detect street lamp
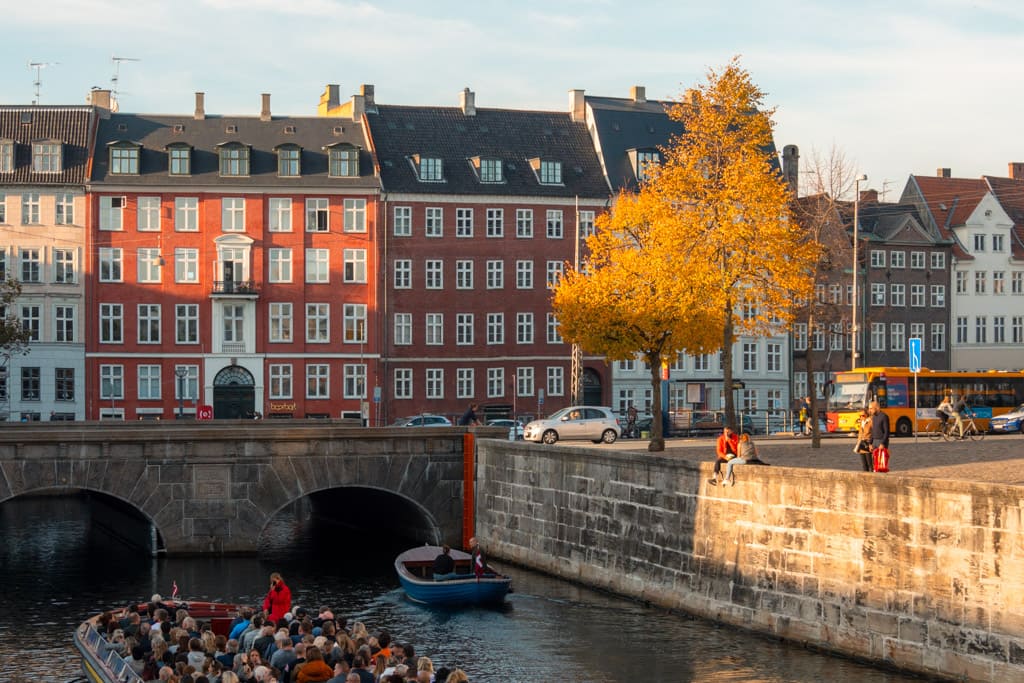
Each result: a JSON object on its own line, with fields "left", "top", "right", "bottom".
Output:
{"left": 851, "top": 174, "right": 867, "bottom": 370}
{"left": 174, "top": 366, "right": 189, "bottom": 419}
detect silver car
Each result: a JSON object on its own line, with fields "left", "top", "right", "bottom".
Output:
{"left": 523, "top": 406, "right": 621, "bottom": 444}
{"left": 392, "top": 414, "right": 453, "bottom": 427}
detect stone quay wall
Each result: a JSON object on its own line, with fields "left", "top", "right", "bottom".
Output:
{"left": 475, "top": 440, "right": 1024, "bottom": 682}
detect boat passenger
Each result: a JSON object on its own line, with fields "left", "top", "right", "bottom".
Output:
{"left": 296, "top": 645, "right": 334, "bottom": 683}
{"left": 263, "top": 572, "right": 292, "bottom": 623}
{"left": 432, "top": 545, "right": 457, "bottom": 581}
{"left": 187, "top": 637, "right": 206, "bottom": 670}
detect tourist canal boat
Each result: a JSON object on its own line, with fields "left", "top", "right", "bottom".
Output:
{"left": 73, "top": 599, "right": 242, "bottom": 683}
{"left": 394, "top": 545, "right": 512, "bottom": 605}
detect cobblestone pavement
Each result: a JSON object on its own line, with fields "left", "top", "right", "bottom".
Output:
{"left": 607, "top": 432, "right": 1024, "bottom": 485}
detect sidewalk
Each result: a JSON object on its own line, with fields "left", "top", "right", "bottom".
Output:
{"left": 613, "top": 433, "right": 1024, "bottom": 485}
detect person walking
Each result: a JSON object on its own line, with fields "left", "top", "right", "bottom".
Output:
{"left": 854, "top": 408, "right": 873, "bottom": 472}
{"left": 458, "top": 403, "right": 481, "bottom": 426}
{"left": 868, "top": 401, "right": 890, "bottom": 472}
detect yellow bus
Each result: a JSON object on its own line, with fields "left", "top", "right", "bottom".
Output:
{"left": 827, "top": 367, "right": 1024, "bottom": 437}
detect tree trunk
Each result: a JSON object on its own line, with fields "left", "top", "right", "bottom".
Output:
{"left": 722, "top": 304, "right": 736, "bottom": 431}
{"left": 804, "top": 314, "right": 821, "bottom": 448}
{"left": 648, "top": 360, "right": 665, "bottom": 452}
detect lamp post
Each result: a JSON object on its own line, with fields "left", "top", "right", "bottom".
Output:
{"left": 851, "top": 174, "right": 867, "bottom": 370}
{"left": 174, "top": 366, "right": 188, "bottom": 419}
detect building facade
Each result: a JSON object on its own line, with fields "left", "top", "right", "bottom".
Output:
{"left": 0, "top": 105, "right": 94, "bottom": 421}
{"left": 354, "top": 85, "right": 611, "bottom": 424}
{"left": 86, "top": 92, "right": 381, "bottom": 420}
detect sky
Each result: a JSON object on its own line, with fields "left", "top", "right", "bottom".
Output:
{"left": 3, "top": 0, "right": 1023, "bottom": 200}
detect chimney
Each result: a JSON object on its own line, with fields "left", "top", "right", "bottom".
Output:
{"left": 782, "top": 144, "right": 799, "bottom": 196}
{"left": 194, "top": 92, "right": 206, "bottom": 120}
{"left": 630, "top": 85, "right": 646, "bottom": 104}
{"left": 684, "top": 89, "right": 699, "bottom": 105}
{"left": 260, "top": 93, "right": 271, "bottom": 122}
{"left": 351, "top": 93, "right": 365, "bottom": 122}
{"left": 320, "top": 84, "right": 341, "bottom": 111}
{"left": 860, "top": 189, "right": 879, "bottom": 203}
{"left": 569, "top": 89, "right": 585, "bottom": 122}
{"left": 360, "top": 84, "right": 376, "bottom": 112}
{"left": 1009, "top": 162, "right": 1024, "bottom": 180}
{"left": 460, "top": 87, "right": 476, "bottom": 116}
{"left": 937, "top": 167, "right": 951, "bottom": 178}
{"left": 88, "top": 88, "right": 112, "bottom": 110}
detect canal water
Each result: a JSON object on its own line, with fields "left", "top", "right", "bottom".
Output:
{"left": 0, "top": 495, "right": 925, "bottom": 682}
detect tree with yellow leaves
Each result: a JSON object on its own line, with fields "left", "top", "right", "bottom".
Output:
{"left": 554, "top": 189, "right": 723, "bottom": 450}
{"left": 553, "top": 58, "right": 817, "bottom": 449}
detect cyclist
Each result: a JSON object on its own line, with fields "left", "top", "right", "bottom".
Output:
{"left": 952, "top": 395, "right": 967, "bottom": 439}
{"left": 936, "top": 395, "right": 955, "bottom": 435}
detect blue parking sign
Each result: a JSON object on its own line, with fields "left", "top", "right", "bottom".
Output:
{"left": 909, "top": 337, "right": 922, "bottom": 373}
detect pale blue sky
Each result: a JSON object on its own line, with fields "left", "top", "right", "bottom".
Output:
{"left": 4, "top": 0, "right": 1022, "bottom": 197}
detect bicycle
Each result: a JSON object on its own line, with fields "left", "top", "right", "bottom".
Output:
{"left": 927, "top": 412, "right": 985, "bottom": 442}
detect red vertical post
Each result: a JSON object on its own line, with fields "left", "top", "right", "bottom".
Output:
{"left": 462, "top": 432, "right": 475, "bottom": 548}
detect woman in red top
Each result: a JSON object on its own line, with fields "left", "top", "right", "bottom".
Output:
{"left": 708, "top": 426, "right": 739, "bottom": 486}
{"left": 262, "top": 572, "right": 292, "bottom": 623}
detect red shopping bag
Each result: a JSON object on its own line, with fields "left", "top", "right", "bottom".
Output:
{"left": 872, "top": 446, "right": 890, "bottom": 473}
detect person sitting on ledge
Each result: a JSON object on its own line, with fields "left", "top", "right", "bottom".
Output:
{"left": 432, "top": 545, "right": 457, "bottom": 581}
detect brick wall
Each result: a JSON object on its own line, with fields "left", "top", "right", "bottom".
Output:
{"left": 475, "top": 441, "right": 1024, "bottom": 682}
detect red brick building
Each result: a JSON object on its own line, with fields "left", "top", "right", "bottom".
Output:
{"left": 352, "top": 86, "right": 612, "bottom": 423}
{"left": 85, "top": 93, "right": 381, "bottom": 420}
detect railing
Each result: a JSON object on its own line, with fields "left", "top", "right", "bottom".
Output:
{"left": 221, "top": 341, "right": 247, "bottom": 353}
{"left": 74, "top": 622, "right": 144, "bottom": 683}
{"left": 211, "top": 280, "right": 259, "bottom": 295}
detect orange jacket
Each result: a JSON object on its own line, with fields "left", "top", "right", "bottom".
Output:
{"left": 716, "top": 432, "right": 739, "bottom": 459}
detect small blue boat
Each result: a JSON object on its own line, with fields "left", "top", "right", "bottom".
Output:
{"left": 395, "top": 545, "right": 512, "bottom": 605}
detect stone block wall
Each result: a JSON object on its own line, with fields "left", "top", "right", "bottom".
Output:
{"left": 475, "top": 441, "right": 1024, "bottom": 682}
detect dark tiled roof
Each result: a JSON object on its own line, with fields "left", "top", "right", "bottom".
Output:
{"left": 0, "top": 106, "right": 95, "bottom": 185}
{"left": 982, "top": 176, "right": 1024, "bottom": 259}
{"left": 586, "top": 95, "right": 782, "bottom": 194}
{"left": 90, "top": 113, "right": 379, "bottom": 190}
{"left": 585, "top": 96, "right": 684, "bottom": 193}
{"left": 856, "top": 202, "right": 936, "bottom": 242}
{"left": 366, "top": 105, "right": 608, "bottom": 198}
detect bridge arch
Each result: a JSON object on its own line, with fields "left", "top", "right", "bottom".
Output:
{"left": 0, "top": 422, "right": 470, "bottom": 555}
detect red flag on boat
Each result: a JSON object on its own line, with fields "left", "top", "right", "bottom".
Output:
{"left": 474, "top": 554, "right": 484, "bottom": 578}
{"left": 172, "top": 581, "right": 179, "bottom": 598}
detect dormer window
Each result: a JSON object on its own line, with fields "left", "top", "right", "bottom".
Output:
{"left": 471, "top": 157, "right": 503, "bottom": 183}
{"left": 326, "top": 144, "right": 358, "bottom": 177}
{"left": 109, "top": 142, "right": 140, "bottom": 175}
{"left": 167, "top": 144, "right": 192, "bottom": 176}
{"left": 630, "top": 149, "right": 661, "bottom": 182}
{"left": 218, "top": 142, "right": 250, "bottom": 177}
{"left": 411, "top": 155, "right": 443, "bottom": 182}
{"left": 0, "top": 140, "right": 13, "bottom": 172}
{"left": 530, "top": 158, "right": 562, "bottom": 185}
{"left": 276, "top": 145, "right": 301, "bottom": 177}
{"left": 32, "top": 140, "right": 62, "bottom": 173}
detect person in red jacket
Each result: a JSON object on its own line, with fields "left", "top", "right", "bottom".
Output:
{"left": 708, "top": 426, "right": 739, "bottom": 486}
{"left": 263, "top": 572, "right": 292, "bottom": 623}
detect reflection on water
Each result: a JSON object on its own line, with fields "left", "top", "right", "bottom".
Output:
{"left": 0, "top": 495, "right": 924, "bottom": 682}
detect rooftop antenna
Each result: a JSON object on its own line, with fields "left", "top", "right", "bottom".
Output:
{"left": 28, "top": 61, "right": 59, "bottom": 104}
{"left": 111, "top": 56, "right": 140, "bottom": 103}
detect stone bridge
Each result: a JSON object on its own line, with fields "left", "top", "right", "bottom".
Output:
{"left": 0, "top": 421, "right": 492, "bottom": 555}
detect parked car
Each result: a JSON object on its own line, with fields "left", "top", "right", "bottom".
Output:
{"left": 523, "top": 406, "right": 621, "bottom": 445}
{"left": 392, "top": 414, "right": 453, "bottom": 427}
{"left": 989, "top": 404, "right": 1024, "bottom": 433}
{"left": 486, "top": 418, "right": 525, "bottom": 440}
{"left": 681, "top": 411, "right": 755, "bottom": 437}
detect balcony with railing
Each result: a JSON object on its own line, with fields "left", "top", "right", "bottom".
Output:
{"left": 211, "top": 280, "right": 260, "bottom": 298}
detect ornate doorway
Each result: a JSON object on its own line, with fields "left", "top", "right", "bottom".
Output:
{"left": 213, "top": 365, "right": 255, "bottom": 419}
{"left": 582, "top": 367, "right": 603, "bottom": 406}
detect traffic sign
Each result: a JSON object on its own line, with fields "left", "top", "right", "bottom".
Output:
{"left": 908, "top": 337, "right": 922, "bottom": 373}
{"left": 197, "top": 405, "right": 213, "bottom": 420}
